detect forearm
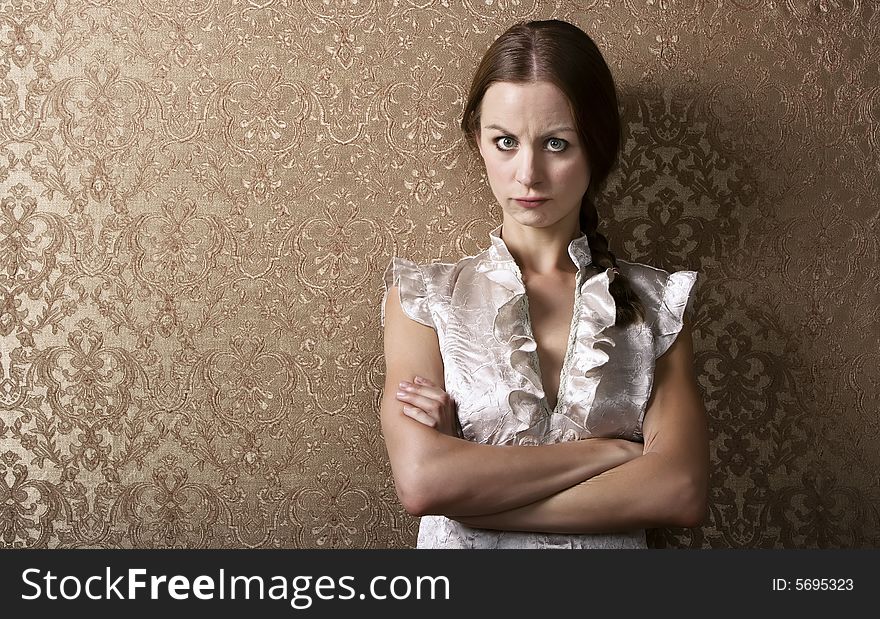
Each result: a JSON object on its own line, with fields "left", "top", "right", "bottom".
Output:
{"left": 389, "top": 424, "right": 638, "bottom": 517}
{"left": 450, "top": 451, "right": 707, "bottom": 533}
{"left": 449, "top": 321, "right": 712, "bottom": 534}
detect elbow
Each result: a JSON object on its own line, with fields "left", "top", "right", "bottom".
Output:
{"left": 393, "top": 463, "right": 447, "bottom": 517}
{"left": 396, "top": 484, "right": 433, "bottom": 517}
{"left": 670, "top": 474, "right": 709, "bottom": 528}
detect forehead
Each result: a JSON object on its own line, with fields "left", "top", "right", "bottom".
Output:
{"left": 479, "top": 81, "right": 574, "bottom": 130}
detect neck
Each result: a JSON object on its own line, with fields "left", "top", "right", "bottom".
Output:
{"left": 500, "top": 214, "right": 582, "bottom": 276}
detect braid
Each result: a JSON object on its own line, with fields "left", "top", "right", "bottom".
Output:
{"left": 580, "top": 195, "right": 645, "bottom": 327}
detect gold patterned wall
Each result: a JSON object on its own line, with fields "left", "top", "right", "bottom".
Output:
{"left": 1, "top": 0, "right": 877, "bottom": 549}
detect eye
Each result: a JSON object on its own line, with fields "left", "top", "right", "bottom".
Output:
{"left": 493, "top": 136, "right": 517, "bottom": 151}
{"left": 546, "top": 138, "right": 568, "bottom": 152}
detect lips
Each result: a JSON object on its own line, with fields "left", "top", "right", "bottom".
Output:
{"left": 514, "top": 198, "right": 549, "bottom": 208}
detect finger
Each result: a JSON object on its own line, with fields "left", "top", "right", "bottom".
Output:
{"left": 399, "top": 381, "right": 447, "bottom": 403}
{"left": 401, "top": 404, "right": 438, "bottom": 428}
{"left": 413, "top": 375, "right": 436, "bottom": 387}
{"left": 396, "top": 389, "right": 443, "bottom": 413}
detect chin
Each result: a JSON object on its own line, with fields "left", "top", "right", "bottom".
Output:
{"left": 506, "top": 211, "right": 565, "bottom": 229}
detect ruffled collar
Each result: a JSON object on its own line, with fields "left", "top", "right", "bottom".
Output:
{"left": 486, "top": 224, "right": 593, "bottom": 272}
{"left": 462, "top": 224, "right": 618, "bottom": 443}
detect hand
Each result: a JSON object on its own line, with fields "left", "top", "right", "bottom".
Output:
{"left": 603, "top": 437, "right": 645, "bottom": 464}
{"left": 396, "top": 376, "right": 461, "bottom": 437}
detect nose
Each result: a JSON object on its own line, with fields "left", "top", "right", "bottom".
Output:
{"left": 514, "top": 147, "right": 542, "bottom": 187}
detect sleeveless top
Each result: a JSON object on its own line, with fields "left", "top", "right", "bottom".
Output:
{"left": 381, "top": 225, "right": 699, "bottom": 549}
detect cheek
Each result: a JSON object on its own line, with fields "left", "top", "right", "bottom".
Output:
{"left": 555, "top": 158, "right": 591, "bottom": 189}
{"left": 481, "top": 153, "right": 510, "bottom": 188}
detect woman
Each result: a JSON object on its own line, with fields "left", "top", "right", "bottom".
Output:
{"left": 380, "top": 19, "right": 709, "bottom": 549}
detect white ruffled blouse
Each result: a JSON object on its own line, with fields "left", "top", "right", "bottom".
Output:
{"left": 382, "top": 225, "right": 698, "bottom": 549}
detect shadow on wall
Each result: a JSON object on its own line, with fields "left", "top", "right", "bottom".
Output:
{"left": 605, "top": 83, "right": 854, "bottom": 548}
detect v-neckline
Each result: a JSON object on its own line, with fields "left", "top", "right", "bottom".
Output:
{"left": 520, "top": 268, "right": 584, "bottom": 415}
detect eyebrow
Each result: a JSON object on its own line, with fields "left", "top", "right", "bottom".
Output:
{"left": 483, "top": 123, "right": 576, "bottom": 137}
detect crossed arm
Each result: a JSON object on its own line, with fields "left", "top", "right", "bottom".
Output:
{"left": 380, "top": 285, "right": 709, "bottom": 533}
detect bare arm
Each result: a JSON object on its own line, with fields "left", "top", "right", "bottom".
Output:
{"left": 451, "top": 317, "right": 710, "bottom": 532}
{"left": 381, "top": 285, "right": 641, "bottom": 517}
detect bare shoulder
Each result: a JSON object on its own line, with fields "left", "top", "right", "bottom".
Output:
{"left": 383, "top": 285, "right": 443, "bottom": 366}
{"left": 642, "top": 315, "right": 708, "bottom": 453}
{"left": 655, "top": 314, "right": 698, "bottom": 377}
{"left": 381, "top": 286, "right": 445, "bottom": 415}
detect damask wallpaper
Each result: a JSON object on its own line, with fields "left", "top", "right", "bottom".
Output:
{"left": 0, "top": 0, "right": 877, "bottom": 549}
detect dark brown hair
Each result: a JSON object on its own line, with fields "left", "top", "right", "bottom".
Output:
{"left": 461, "top": 19, "right": 644, "bottom": 327}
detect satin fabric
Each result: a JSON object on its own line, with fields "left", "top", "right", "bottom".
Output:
{"left": 382, "top": 225, "right": 698, "bottom": 549}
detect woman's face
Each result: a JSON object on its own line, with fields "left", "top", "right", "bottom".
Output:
{"left": 476, "top": 80, "right": 591, "bottom": 232}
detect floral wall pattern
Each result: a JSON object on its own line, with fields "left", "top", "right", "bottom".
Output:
{"left": 0, "top": 0, "right": 877, "bottom": 548}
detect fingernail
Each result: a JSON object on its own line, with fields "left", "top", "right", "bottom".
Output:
{"left": 413, "top": 376, "right": 424, "bottom": 384}
{"left": 396, "top": 391, "right": 407, "bottom": 398}
{"left": 399, "top": 381, "right": 411, "bottom": 388}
